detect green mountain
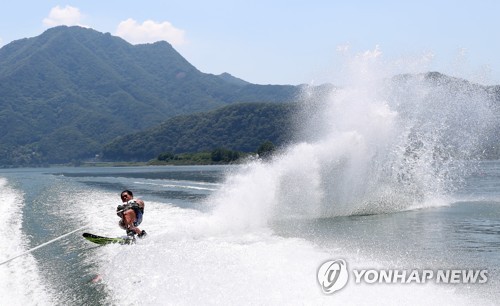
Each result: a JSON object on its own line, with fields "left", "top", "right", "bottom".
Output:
{"left": 2, "top": 26, "right": 497, "bottom": 166}
{"left": 102, "top": 102, "right": 299, "bottom": 161}
{"left": 104, "top": 72, "right": 500, "bottom": 162}
{"left": 0, "top": 26, "right": 303, "bottom": 166}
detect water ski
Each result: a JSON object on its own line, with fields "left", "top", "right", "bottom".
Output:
{"left": 82, "top": 232, "right": 135, "bottom": 245}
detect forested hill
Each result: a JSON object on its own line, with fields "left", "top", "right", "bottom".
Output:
{"left": 102, "top": 102, "right": 299, "bottom": 161}
{"left": 0, "top": 26, "right": 303, "bottom": 166}
{"left": 104, "top": 72, "right": 500, "bottom": 162}
{"left": 2, "top": 26, "right": 498, "bottom": 166}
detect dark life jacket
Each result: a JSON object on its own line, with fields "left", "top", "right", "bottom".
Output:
{"left": 117, "top": 201, "right": 144, "bottom": 225}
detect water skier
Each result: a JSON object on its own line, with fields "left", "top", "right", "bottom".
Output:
{"left": 117, "top": 190, "right": 147, "bottom": 238}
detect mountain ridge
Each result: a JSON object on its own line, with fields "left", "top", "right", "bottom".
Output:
{"left": 0, "top": 26, "right": 303, "bottom": 165}
{"left": 1, "top": 26, "right": 498, "bottom": 166}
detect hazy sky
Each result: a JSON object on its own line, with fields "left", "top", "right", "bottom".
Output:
{"left": 1, "top": 0, "right": 498, "bottom": 85}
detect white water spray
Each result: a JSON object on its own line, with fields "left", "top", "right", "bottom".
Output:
{"left": 0, "top": 178, "right": 55, "bottom": 304}
{"left": 207, "top": 47, "right": 496, "bottom": 231}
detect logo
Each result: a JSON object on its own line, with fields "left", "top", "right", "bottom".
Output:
{"left": 317, "top": 259, "right": 488, "bottom": 294}
{"left": 317, "top": 259, "right": 349, "bottom": 294}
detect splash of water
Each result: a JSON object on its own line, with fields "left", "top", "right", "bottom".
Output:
{"left": 0, "top": 178, "right": 55, "bottom": 304}
{"left": 208, "top": 48, "right": 496, "bottom": 231}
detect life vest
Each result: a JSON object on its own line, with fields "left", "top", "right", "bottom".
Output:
{"left": 116, "top": 200, "right": 144, "bottom": 225}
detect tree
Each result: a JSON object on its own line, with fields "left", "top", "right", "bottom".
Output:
{"left": 211, "top": 147, "right": 240, "bottom": 162}
{"left": 158, "top": 152, "right": 175, "bottom": 161}
{"left": 257, "top": 141, "right": 275, "bottom": 159}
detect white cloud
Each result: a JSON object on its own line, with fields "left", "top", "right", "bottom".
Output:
{"left": 43, "top": 5, "right": 85, "bottom": 27}
{"left": 115, "top": 18, "right": 187, "bottom": 46}
{"left": 336, "top": 43, "right": 350, "bottom": 54}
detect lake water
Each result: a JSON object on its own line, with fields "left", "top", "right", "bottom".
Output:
{"left": 1, "top": 161, "right": 499, "bottom": 305}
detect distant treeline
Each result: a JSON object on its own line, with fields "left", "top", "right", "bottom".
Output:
{"left": 150, "top": 141, "right": 276, "bottom": 165}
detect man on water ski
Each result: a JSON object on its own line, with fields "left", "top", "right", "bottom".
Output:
{"left": 117, "top": 190, "right": 147, "bottom": 238}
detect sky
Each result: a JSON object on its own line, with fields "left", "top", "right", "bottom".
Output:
{"left": 0, "top": 0, "right": 499, "bottom": 85}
